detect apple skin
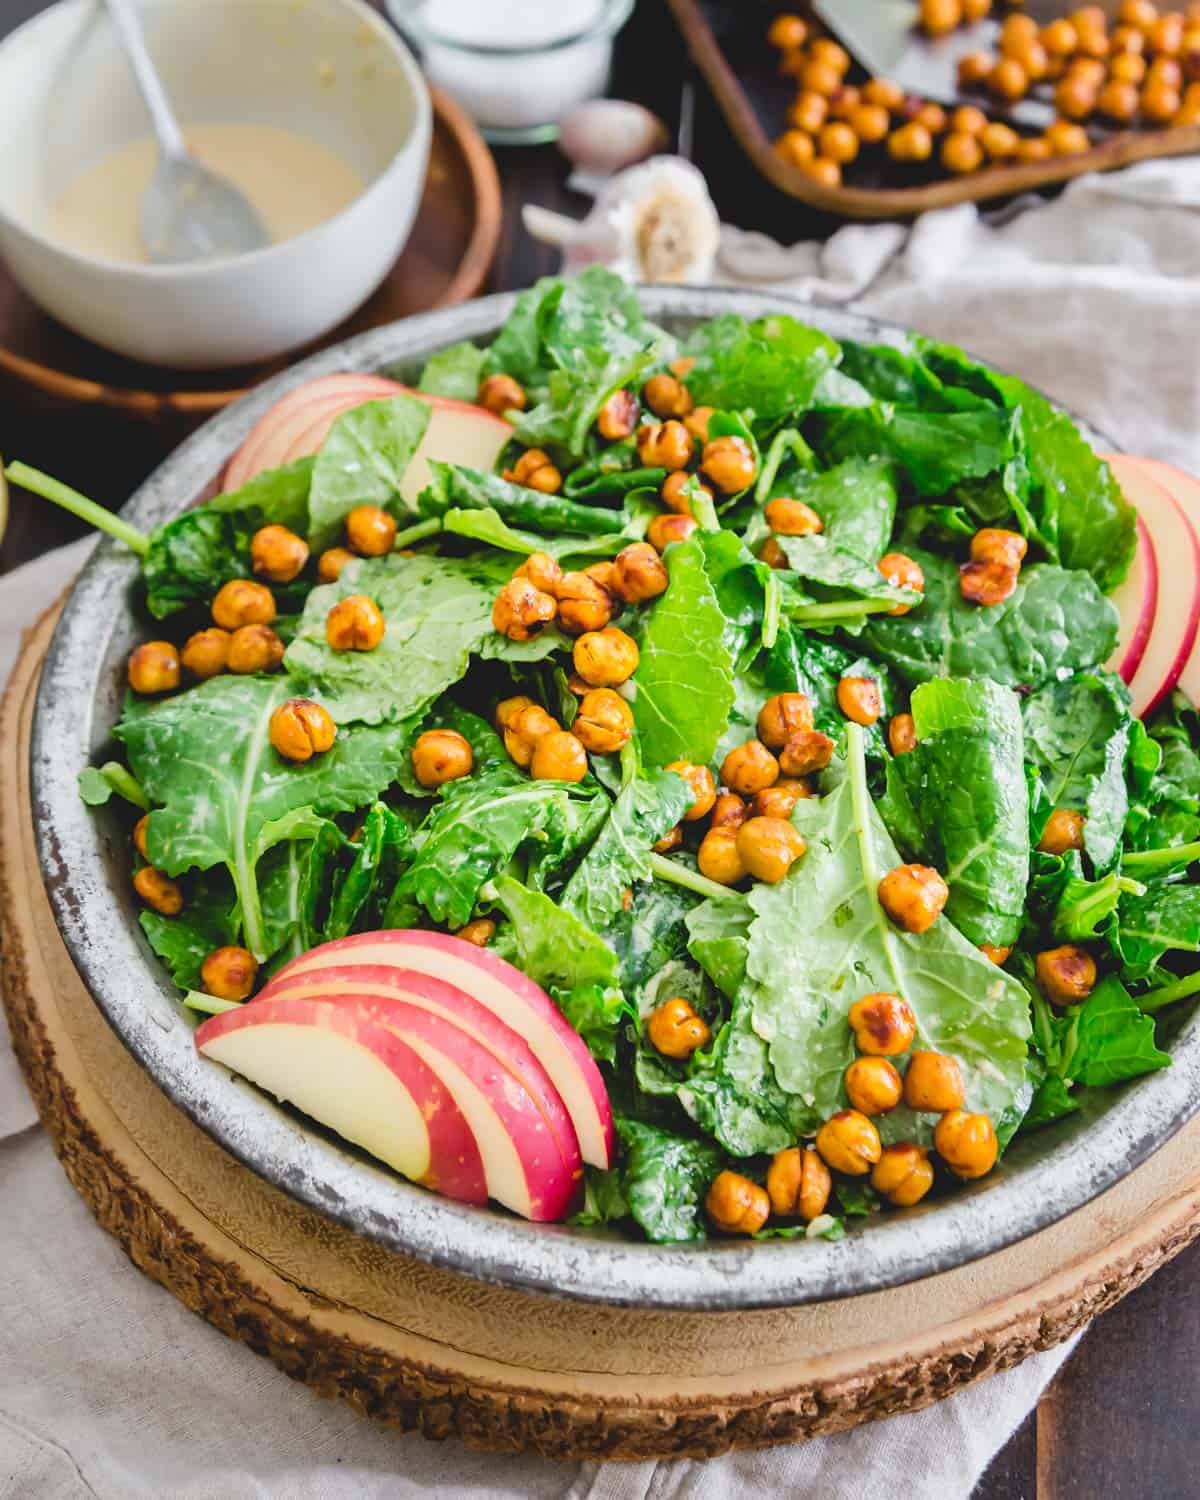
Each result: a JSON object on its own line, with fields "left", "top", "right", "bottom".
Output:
{"left": 195, "top": 996, "right": 486, "bottom": 1204}
{"left": 261, "top": 962, "right": 582, "bottom": 1182}
{"left": 271, "top": 931, "right": 615, "bottom": 1170}
{"left": 1134, "top": 457, "right": 1200, "bottom": 710}
{"left": 1106, "top": 512, "right": 1158, "bottom": 686}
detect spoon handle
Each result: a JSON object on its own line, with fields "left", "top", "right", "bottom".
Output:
{"left": 104, "top": 0, "right": 187, "bottom": 159}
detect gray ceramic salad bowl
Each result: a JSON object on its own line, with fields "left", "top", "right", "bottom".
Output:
{"left": 30, "top": 286, "right": 1200, "bottom": 1310}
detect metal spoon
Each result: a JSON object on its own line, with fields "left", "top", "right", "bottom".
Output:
{"left": 105, "top": 0, "right": 269, "bottom": 263}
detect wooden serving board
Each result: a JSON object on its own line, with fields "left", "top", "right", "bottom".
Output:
{"left": 5, "top": 608, "right": 1200, "bottom": 1459}
{"left": 667, "top": 0, "right": 1200, "bottom": 220}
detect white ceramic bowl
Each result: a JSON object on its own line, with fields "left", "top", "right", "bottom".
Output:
{"left": 0, "top": 0, "right": 431, "bottom": 369}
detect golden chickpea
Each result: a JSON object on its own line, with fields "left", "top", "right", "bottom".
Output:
{"left": 345, "top": 505, "right": 397, "bottom": 558}
{"left": 1149, "top": 55, "right": 1184, "bottom": 89}
{"left": 477, "top": 372, "right": 526, "bottom": 415}
{"left": 200, "top": 945, "right": 259, "bottom": 1002}
{"left": 903, "top": 1051, "right": 965, "bottom": 1113}
{"left": 1042, "top": 17, "right": 1080, "bottom": 55}
{"left": 647, "top": 512, "right": 699, "bottom": 552}
{"left": 979, "top": 942, "right": 1013, "bottom": 965}
{"left": 269, "top": 698, "right": 337, "bottom": 763}
{"left": 492, "top": 577, "right": 557, "bottom": 642}
{"left": 227, "top": 624, "right": 285, "bottom": 674}
{"left": 573, "top": 688, "right": 634, "bottom": 754}
{"left": 1119, "top": 0, "right": 1158, "bottom": 27}
{"left": 323, "top": 594, "right": 384, "bottom": 653}
{"left": 1151, "top": 12, "right": 1185, "bottom": 54}
{"left": 595, "top": 389, "right": 640, "bottom": 442}
{"left": 736, "top": 816, "right": 806, "bottom": 883}
{"left": 505, "top": 448, "right": 563, "bottom": 494}
{"left": 980, "top": 121, "right": 1021, "bottom": 158}
{"left": 887, "top": 121, "right": 934, "bottom": 161}
{"left": 845, "top": 1056, "right": 903, "bottom": 1115}
{"left": 642, "top": 373, "right": 694, "bottom": 420}
{"left": 531, "top": 729, "right": 588, "bottom": 783}
{"left": 412, "top": 728, "right": 473, "bottom": 789}
{"left": 584, "top": 560, "right": 620, "bottom": 600}
{"left": 573, "top": 626, "right": 639, "bottom": 688}
{"left": 767, "top": 12, "right": 807, "bottom": 50}
{"left": 1099, "top": 77, "right": 1141, "bottom": 118}
{"left": 1112, "top": 22, "right": 1147, "bottom": 54}
{"left": 1017, "top": 136, "right": 1053, "bottom": 162}
{"left": 612, "top": 541, "right": 669, "bottom": 603}
{"left": 819, "top": 120, "right": 860, "bottom": 164}
{"left": 134, "top": 865, "right": 183, "bottom": 916}
{"left": 556, "top": 572, "right": 614, "bottom": 636}
{"left": 514, "top": 551, "right": 563, "bottom": 596}
{"left": 752, "top": 778, "right": 811, "bottom": 819}
{"left": 127, "top": 640, "right": 180, "bottom": 694}
{"left": 758, "top": 537, "right": 790, "bottom": 571}
{"left": 1038, "top": 807, "right": 1087, "bottom": 855}
{"left": 1036, "top": 944, "right": 1098, "bottom": 1006}
{"left": 653, "top": 825, "right": 683, "bottom": 854}
{"left": 647, "top": 996, "right": 711, "bottom": 1059}
{"left": 788, "top": 90, "right": 829, "bottom": 134}
{"left": 1012, "top": 38, "right": 1050, "bottom": 81}
{"left": 951, "top": 104, "right": 989, "bottom": 136}
{"left": 1045, "top": 119, "right": 1092, "bottom": 154}
{"left": 872, "top": 1144, "right": 935, "bottom": 1207}
{"left": 765, "top": 496, "right": 822, "bottom": 535}
{"left": 811, "top": 37, "right": 851, "bottom": 75}
{"left": 816, "top": 1109, "right": 883, "bottom": 1176}
{"left": 697, "top": 826, "right": 747, "bottom": 885}
{"left": 1142, "top": 77, "right": 1182, "bottom": 118}
{"left": 804, "top": 156, "right": 844, "bottom": 188}
{"left": 504, "top": 704, "right": 558, "bottom": 769}
{"left": 457, "top": 918, "right": 496, "bottom": 947}
{"left": 1111, "top": 50, "right": 1147, "bottom": 83}
{"left": 133, "top": 813, "right": 150, "bottom": 862}
{"left": 801, "top": 58, "right": 843, "bottom": 96}
{"left": 958, "top": 51, "right": 994, "bottom": 87}
{"left": 710, "top": 791, "right": 748, "bottom": 830}
{"left": 757, "top": 692, "right": 814, "bottom": 748}
{"left": 914, "top": 100, "right": 949, "bottom": 134}
{"left": 964, "top": 0, "right": 991, "bottom": 19}
{"left": 212, "top": 578, "right": 275, "bottom": 630}
{"left": 250, "top": 523, "right": 309, "bottom": 583}
{"left": 971, "top": 527, "right": 1028, "bottom": 567}
{"left": 180, "top": 627, "right": 231, "bottom": 680}
{"left": 766, "top": 1145, "right": 831, "bottom": 1222}
{"left": 684, "top": 405, "right": 715, "bottom": 443}
{"left": 836, "top": 675, "right": 882, "bottom": 726}
{"left": 879, "top": 864, "right": 949, "bottom": 934}
{"left": 990, "top": 57, "right": 1030, "bottom": 100}
{"left": 317, "top": 546, "right": 356, "bottom": 584}
{"left": 700, "top": 435, "right": 757, "bottom": 494}
{"left": 1175, "top": 94, "right": 1200, "bottom": 122}
{"left": 776, "top": 128, "right": 816, "bottom": 168}
{"left": 959, "top": 560, "right": 1019, "bottom": 606}
{"left": 779, "top": 729, "right": 836, "bottom": 778}
{"left": 1075, "top": 25, "right": 1111, "bottom": 60}
{"left": 920, "top": 0, "right": 963, "bottom": 37}
{"left": 864, "top": 76, "right": 906, "bottom": 111}
{"left": 850, "top": 102, "right": 892, "bottom": 143}
{"left": 495, "top": 694, "right": 535, "bottom": 731}
{"left": 720, "top": 739, "right": 780, "bottom": 797}
{"left": 848, "top": 992, "right": 918, "bottom": 1057}
{"left": 668, "top": 760, "right": 717, "bottom": 822}
{"left": 935, "top": 1109, "right": 999, "bottom": 1179}
{"left": 636, "top": 419, "right": 692, "bottom": 472}
{"left": 661, "top": 470, "right": 710, "bottom": 516}
{"left": 706, "top": 1171, "right": 770, "bottom": 1235}
{"left": 888, "top": 712, "right": 917, "bottom": 756}
{"left": 1070, "top": 55, "right": 1108, "bottom": 87}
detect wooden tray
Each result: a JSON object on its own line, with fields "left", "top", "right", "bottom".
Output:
{"left": 668, "top": 0, "right": 1200, "bottom": 220}
{"left": 5, "top": 607, "right": 1200, "bottom": 1457}
{"left": 0, "top": 87, "right": 501, "bottom": 421}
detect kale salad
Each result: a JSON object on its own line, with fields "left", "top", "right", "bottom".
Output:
{"left": 18, "top": 270, "right": 1200, "bottom": 1245}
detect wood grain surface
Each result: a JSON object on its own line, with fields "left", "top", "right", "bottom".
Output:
{"left": 1, "top": 0, "right": 1199, "bottom": 1491}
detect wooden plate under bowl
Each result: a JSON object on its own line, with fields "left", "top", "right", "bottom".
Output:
{"left": 0, "top": 87, "right": 501, "bottom": 420}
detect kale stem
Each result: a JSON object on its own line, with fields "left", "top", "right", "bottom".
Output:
{"left": 1137, "top": 969, "right": 1200, "bottom": 1014}
{"left": 647, "top": 853, "right": 740, "bottom": 902}
{"left": 788, "top": 598, "right": 894, "bottom": 624}
{"left": 391, "top": 516, "right": 442, "bottom": 549}
{"left": 1117, "top": 876, "right": 1146, "bottom": 897}
{"left": 762, "top": 569, "right": 781, "bottom": 650}
{"left": 1123, "top": 841, "right": 1200, "bottom": 873}
{"left": 183, "top": 990, "right": 244, "bottom": 1016}
{"left": 100, "top": 762, "right": 149, "bottom": 811}
{"left": 5, "top": 461, "right": 149, "bottom": 556}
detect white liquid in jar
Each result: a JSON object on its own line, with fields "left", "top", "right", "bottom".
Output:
{"left": 47, "top": 122, "right": 367, "bottom": 265}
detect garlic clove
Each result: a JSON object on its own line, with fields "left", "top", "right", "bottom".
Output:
{"left": 558, "top": 99, "right": 670, "bottom": 176}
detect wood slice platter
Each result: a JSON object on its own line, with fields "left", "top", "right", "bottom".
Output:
{"left": 5, "top": 608, "right": 1200, "bottom": 1459}
{"left": 0, "top": 86, "right": 501, "bottom": 421}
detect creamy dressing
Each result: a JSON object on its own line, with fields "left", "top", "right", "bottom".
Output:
{"left": 47, "top": 122, "right": 366, "bottom": 264}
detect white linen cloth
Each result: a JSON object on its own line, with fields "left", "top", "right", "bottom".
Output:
{"left": 7, "top": 155, "right": 1200, "bottom": 1495}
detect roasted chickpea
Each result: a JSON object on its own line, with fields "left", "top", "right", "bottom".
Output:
{"left": 1149, "top": 55, "right": 1184, "bottom": 90}
{"left": 556, "top": 572, "right": 614, "bottom": 636}
{"left": 127, "top": 640, "right": 180, "bottom": 694}
{"left": 457, "top": 918, "right": 496, "bottom": 947}
{"left": 212, "top": 578, "right": 276, "bottom": 630}
{"left": 531, "top": 729, "right": 588, "bottom": 783}
{"left": 810, "top": 37, "right": 850, "bottom": 75}
{"left": 180, "top": 627, "right": 231, "bottom": 681}
{"left": 767, "top": 12, "right": 807, "bottom": 50}
{"left": 495, "top": 694, "right": 535, "bottom": 731}
{"left": 573, "top": 688, "right": 634, "bottom": 754}
{"left": 412, "top": 728, "right": 473, "bottom": 788}
{"left": 710, "top": 791, "right": 749, "bottom": 830}
{"left": 879, "top": 864, "right": 949, "bottom": 934}
{"left": 134, "top": 865, "right": 183, "bottom": 916}
{"left": 935, "top": 1109, "right": 999, "bottom": 1179}
{"left": 584, "top": 560, "right": 620, "bottom": 600}
{"left": 1017, "top": 136, "right": 1053, "bottom": 162}
{"left": 1151, "top": 12, "right": 1185, "bottom": 55}
{"left": 980, "top": 121, "right": 1021, "bottom": 159}
{"left": 477, "top": 372, "right": 526, "bottom": 415}
{"left": 958, "top": 51, "right": 994, "bottom": 88}
{"left": 787, "top": 91, "right": 829, "bottom": 134}
{"left": 903, "top": 1051, "right": 965, "bottom": 1113}
{"left": 660, "top": 469, "right": 708, "bottom": 516}
{"left": 269, "top": 698, "right": 337, "bottom": 763}
{"left": 990, "top": 57, "right": 1030, "bottom": 100}
{"left": 837, "top": 675, "right": 882, "bottom": 726}
{"left": 800, "top": 59, "right": 843, "bottom": 96}
{"left": 971, "top": 527, "right": 1028, "bottom": 568}
{"left": 647, "top": 512, "right": 699, "bottom": 552}
{"left": 642, "top": 372, "right": 694, "bottom": 420}
{"left": 1111, "top": 50, "right": 1148, "bottom": 84}
{"left": 221, "top": 621, "right": 282, "bottom": 675}
{"left": 573, "top": 626, "right": 639, "bottom": 688}
{"left": 721, "top": 739, "right": 780, "bottom": 797}
{"left": 849, "top": 102, "right": 892, "bottom": 143}
{"left": 864, "top": 76, "right": 906, "bottom": 111}
{"left": 765, "top": 496, "right": 822, "bottom": 536}
{"left": 979, "top": 943, "right": 1013, "bottom": 965}
{"left": 493, "top": 577, "right": 557, "bottom": 642}
{"left": 1038, "top": 807, "right": 1087, "bottom": 855}
{"left": 1142, "top": 77, "right": 1182, "bottom": 118}
{"left": 887, "top": 120, "right": 935, "bottom": 161}
{"left": 1036, "top": 944, "right": 1098, "bottom": 1006}
{"left": 1099, "top": 76, "right": 1140, "bottom": 120}
{"left": 766, "top": 1146, "right": 831, "bottom": 1222}
{"left": 1112, "top": 22, "right": 1147, "bottom": 54}
{"left": 1069, "top": 55, "right": 1108, "bottom": 88}
{"left": 653, "top": 825, "right": 683, "bottom": 854}
{"left": 959, "top": 560, "right": 1019, "bottom": 606}
{"left": 757, "top": 692, "right": 814, "bottom": 748}
{"left": 317, "top": 546, "right": 356, "bottom": 584}
{"left": 920, "top": 0, "right": 963, "bottom": 37}
{"left": 1045, "top": 119, "right": 1092, "bottom": 154}
{"left": 595, "top": 389, "right": 640, "bottom": 442}
{"left": 706, "top": 1170, "right": 770, "bottom": 1235}
{"left": 508, "top": 555, "right": 562, "bottom": 603}
{"left": 345, "top": 505, "right": 397, "bottom": 558}
{"left": 804, "top": 155, "right": 844, "bottom": 189}
{"left": 504, "top": 704, "right": 559, "bottom": 769}
{"left": 736, "top": 816, "right": 806, "bottom": 883}
{"left": 647, "top": 996, "right": 711, "bottom": 1059}
{"left": 872, "top": 1143, "right": 935, "bottom": 1206}
{"left": 1013, "top": 38, "right": 1050, "bottom": 81}
{"left": 819, "top": 120, "right": 860, "bottom": 164}
{"left": 845, "top": 1056, "right": 903, "bottom": 1116}
{"left": 816, "top": 1109, "right": 883, "bottom": 1176}
{"left": 133, "top": 813, "right": 151, "bottom": 861}
{"left": 848, "top": 994, "right": 916, "bottom": 1059}
{"left": 200, "top": 945, "right": 258, "bottom": 1002}
{"left": 701, "top": 435, "right": 757, "bottom": 494}
{"left": 697, "top": 827, "right": 747, "bottom": 885}
{"left": 1118, "top": 0, "right": 1158, "bottom": 27}
{"left": 888, "top": 713, "right": 917, "bottom": 756}
{"left": 326, "top": 594, "right": 386, "bottom": 652}
{"left": 752, "top": 778, "right": 811, "bottom": 819}
{"left": 942, "top": 130, "right": 984, "bottom": 174}
{"left": 612, "top": 542, "right": 669, "bottom": 603}
{"left": 951, "top": 105, "right": 988, "bottom": 136}
{"left": 683, "top": 405, "right": 715, "bottom": 443}
{"left": 1075, "top": 23, "right": 1111, "bottom": 60}
{"left": 875, "top": 551, "right": 926, "bottom": 617}
{"left": 779, "top": 729, "right": 836, "bottom": 778}
{"left": 914, "top": 100, "right": 949, "bottom": 134}
{"left": 506, "top": 447, "right": 563, "bottom": 494}
{"left": 636, "top": 419, "right": 692, "bottom": 471}
{"left": 1042, "top": 17, "right": 1080, "bottom": 55}
{"left": 250, "top": 523, "right": 309, "bottom": 583}
{"left": 758, "top": 537, "right": 790, "bottom": 571}
{"left": 668, "top": 760, "right": 717, "bottom": 822}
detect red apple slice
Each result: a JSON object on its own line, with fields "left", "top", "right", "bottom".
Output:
{"left": 1103, "top": 454, "right": 1200, "bottom": 719}
{"left": 272, "top": 931, "right": 614, "bottom": 1169}
{"left": 1105, "top": 512, "right": 1158, "bottom": 685}
{"left": 393, "top": 389, "right": 511, "bottom": 507}
{"left": 1134, "top": 457, "right": 1200, "bottom": 710}
{"left": 195, "top": 997, "right": 486, "bottom": 1204}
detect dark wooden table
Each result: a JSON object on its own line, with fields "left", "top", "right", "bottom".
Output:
{"left": 1, "top": 3, "right": 1197, "bottom": 1494}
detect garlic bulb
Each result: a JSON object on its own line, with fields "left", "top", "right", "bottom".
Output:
{"left": 558, "top": 100, "right": 670, "bottom": 176}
